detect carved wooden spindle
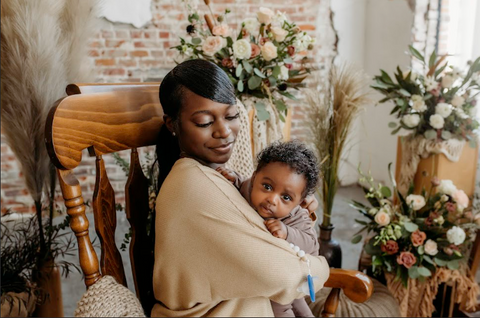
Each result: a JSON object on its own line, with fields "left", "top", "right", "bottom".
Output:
{"left": 92, "top": 154, "right": 127, "bottom": 286}
{"left": 125, "top": 148, "right": 155, "bottom": 314}
{"left": 57, "top": 169, "right": 101, "bottom": 287}
{"left": 322, "top": 288, "right": 340, "bottom": 317}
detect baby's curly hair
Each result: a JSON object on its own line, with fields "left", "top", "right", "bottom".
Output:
{"left": 256, "top": 140, "right": 320, "bottom": 198}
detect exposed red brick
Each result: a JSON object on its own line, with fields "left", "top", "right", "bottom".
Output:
{"left": 159, "top": 32, "right": 169, "bottom": 39}
{"left": 131, "top": 30, "right": 143, "bottom": 38}
{"left": 102, "top": 30, "right": 114, "bottom": 38}
{"left": 106, "top": 40, "right": 126, "bottom": 48}
{"left": 130, "top": 50, "right": 149, "bottom": 57}
{"left": 89, "top": 41, "right": 104, "bottom": 48}
{"left": 299, "top": 24, "right": 316, "bottom": 31}
{"left": 115, "top": 30, "right": 130, "bottom": 38}
{"left": 95, "top": 59, "right": 116, "bottom": 66}
{"left": 103, "top": 69, "right": 126, "bottom": 76}
{"left": 89, "top": 50, "right": 100, "bottom": 57}
{"left": 119, "top": 59, "right": 138, "bottom": 67}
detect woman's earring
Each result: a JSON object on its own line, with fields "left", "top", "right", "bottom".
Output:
{"left": 172, "top": 132, "right": 176, "bottom": 137}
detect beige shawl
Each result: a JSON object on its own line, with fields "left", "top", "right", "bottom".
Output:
{"left": 152, "top": 158, "right": 329, "bottom": 317}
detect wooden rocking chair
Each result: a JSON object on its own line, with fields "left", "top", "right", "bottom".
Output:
{"left": 45, "top": 83, "right": 373, "bottom": 317}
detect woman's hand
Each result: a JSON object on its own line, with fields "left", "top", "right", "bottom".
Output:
{"left": 264, "top": 219, "right": 287, "bottom": 239}
{"left": 216, "top": 166, "right": 238, "bottom": 184}
{"left": 301, "top": 194, "right": 319, "bottom": 215}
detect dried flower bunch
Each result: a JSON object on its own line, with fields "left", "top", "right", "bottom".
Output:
{"left": 372, "top": 46, "right": 480, "bottom": 147}
{"left": 351, "top": 165, "right": 479, "bottom": 287}
{"left": 173, "top": 0, "right": 316, "bottom": 120}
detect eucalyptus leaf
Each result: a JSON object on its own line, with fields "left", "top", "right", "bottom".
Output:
{"left": 242, "top": 60, "right": 253, "bottom": 73}
{"left": 423, "top": 255, "right": 435, "bottom": 265}
{"left": 441, "top": 130, "right": 452, "bottom": 140}
{"left": 417, "top": 245, "right": 424, "bottom": 255}
{"left": 254, "top": 101, "right": 270, "bottom": 121}
{"left": 417, "top": 266, "right": 431, "bottom": 277}
{"left": 191, "top": 38, "right": 202, "bottom": 45}
{"left": 236, "top": 64, "right": 243, "bottom": 77}
{"left": 447, "top": 259, "right": 459, "bottom": 270}
{"left": 248, "top": 76, "right": 262, "bottom": 90}
{"left": 272, "top": 66, "right": 281, "bottom": 78}
{"left": 399, "top": 89, "right": 411, "bottom": 97}
{"left": 254, "top": 68, "right": 266, "bottom": 78}
{"left": 274, "top": 99, "right": 287, "bottom": 112}
{"left": 424, "top": 129, "right": 437, "bottom": 140}
{"left": 351, "top": 235, "right": 363, "bottom": 244}
{"left": 434, "top": 257, "right": 448, "bottom": 266}
{"left": 404, "top": 222, "right": 418, "bottom": 232}
{"left": 268, "top": 76, "right": 277, "bottom": 87}
{"left": 396, "top": 98, "right": 405, "bottom": 107}
{"left": 380, "top": 186, "right": 392, "bottom": 198}
{"left": 388, "top": 122, "right": 398, "bottom": 128}
{"left": 408, "top": 266, "right": 420, "bottom": 279}
{"left": 237, "top": 80, "right": 244, "bottom": 92}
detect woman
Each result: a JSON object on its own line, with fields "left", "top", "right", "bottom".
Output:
{"left": 152, "top": 59, "right": 329, "bottom": 317}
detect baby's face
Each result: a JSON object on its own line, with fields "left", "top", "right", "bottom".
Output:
{"left": 250, "top": 162, "right": 306, "bottom": 219}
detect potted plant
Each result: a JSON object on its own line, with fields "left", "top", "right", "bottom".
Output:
{"left": 306, "top": 64, "right": 370, "bottom": 267}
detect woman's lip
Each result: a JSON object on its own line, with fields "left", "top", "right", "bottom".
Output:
{"left": 209, "top": 142, "right": 233, "bottom": 154}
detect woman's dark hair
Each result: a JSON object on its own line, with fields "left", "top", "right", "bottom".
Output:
{"left": 255, "top": 140, "right": 320, "bottom": 198}
{"left": 156, "top": 59, "right": 236, "bottom": 190}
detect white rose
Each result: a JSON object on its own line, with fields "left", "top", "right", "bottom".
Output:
{"left": 402, "top": 114, "right": 420, "bottom": 128}
{"left": 212, "top": 24, "right": 231, "bottom": 37}
{"left": 442, "top": 74, "right": 454, "bottom": 88}
{"left": 232, "top": 39, "right": 252, "bottom": 60}
{"left": 270, "top": 26, "right": 288, "bottom": 42}
{"left": 446, "top": 226, "right": 466, "bottom": 245}
{"left": 406, "top": 194, "right": 426, "bottom": 211}
{"left": 435, "top": 103, "right": 452, "bottom": 118}
{"left": 278, "top": 65, "right": 289, "bottom": 80}
{"left": 374, "top": 211, "right": 391, "bottom": 227}
{"left": 202, "top": 36, "right": 226, "bottom": 56}
{"left": 434, "top": 215, "right": 445, "bottom": 225}
{"left": 455, "top": 107, "right": 469, "bottom": 119}
{"left": 261, "top": 42, "right": 278, "bottom": 61}
{"left": 429, "top": 114, "right": 445, "bottom": 129}
{"left": 243, "top": 18, "right": 260, "bottom": 34}
{"left": 451, "top": 95, "right": 465, "bottom": 107}
{"left": 424, "top": 239, "right": 438, "bottom": 256}
{"left": 411, "top": 95, "right": 427, "bottom": 112}
{"left": 424, "top": 76, "right": 438, "bottom": 91}
{"left": 257, "top": 7, "right": 274, "bottom": 24}
{"left": 272, "top": 10, "right": 288, "bottom": 26}
{"left": 441, "top": 194, "right": 449, "bottom": 202}
{"left": 438, "top": 180, "right": 457, "bottom": 196}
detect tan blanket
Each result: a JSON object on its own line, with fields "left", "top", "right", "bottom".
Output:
{"left": 152, "top": 158, "right": 329, "bottom": 317}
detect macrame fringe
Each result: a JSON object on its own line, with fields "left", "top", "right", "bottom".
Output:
{"left": 385, "top": 266, "right": 479, "bottom": 317}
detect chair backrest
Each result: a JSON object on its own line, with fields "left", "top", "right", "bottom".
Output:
{"left": 45, "top": 83, "right": 374, "bottom": 317}
{"left": 45, "top": 83, "right": 162, "bottom": 314}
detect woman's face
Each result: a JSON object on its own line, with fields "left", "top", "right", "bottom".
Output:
{"left": 171, "top": 89, "right": 240, "bottom": 166}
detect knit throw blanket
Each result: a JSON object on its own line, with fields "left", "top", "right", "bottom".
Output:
{"left": 385, "top": 266, "right": 479, "bottom": 317}
{"left": 398, "top": 135, "right": 465, "bottom": 195}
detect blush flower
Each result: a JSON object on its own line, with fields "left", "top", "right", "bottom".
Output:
{"left": 212, "top": 24, "right": 231, "bottom": 37}
{"left": 261, "top": 42, "right": 278, "bottom": 61}
{"left": 202, "top": 36, "right": 226, "bottom": 56}
{"left": 452, "top": 189, "right": 469, "bottom": 212}
{"left": 374, "top": 211, "right": 390, "bottom": 227}
{"left": 397, "top": 251, "right": 417, "bottom": 269}
{"left": 424, "top": 239, "right": 438, "bottom": 256}
{"left": 250, "top": 43, "right": 260, "bottom": 58}
{"left": 257, "top": 7, "right": 274, "bottom": 24}
{"left": 406, "top": 194, "right": 426, "bottom": 211}
{"left": 411, "top": 229, "right": 427, "bottom": 247}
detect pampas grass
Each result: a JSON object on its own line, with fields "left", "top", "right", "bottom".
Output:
{"left": 306, "top": 64, "right": 370, "bottom": 227}
{"left": 1, "top": 0, "right": 100, "bottom": 252}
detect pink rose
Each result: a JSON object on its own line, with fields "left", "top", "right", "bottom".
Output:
{"left": 381, "top": 240, "right": 399, "bottom": 255}
{"left": 411, "top": 230, "right": 427, "bottom": 247}
{"left": 221, "top": 58, "right": 234, "bottom": 68}
{"left": 250, "top": 43, "right": 260, "bottom": 58}
{"left": 202, "top": 36, "right": 226, "bottom": 56}
{"left": 287, "top": 45, "right": 295, "bottom": 56}
{"left": 445, "top": 202, "right": 457, "bottom": 213}
{"left": 452, "top": 190, "right": 469, "bottom": 212}
{"left": 212, "top": 24, "right": 231, "bottom": 37}
{"left": 397, "top": 251, "right": 417, "bottom": 269}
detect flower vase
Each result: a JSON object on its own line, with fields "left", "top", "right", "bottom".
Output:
{"left": 318, "top": 225, "right": 342, "bottom": 268}
{"left": 32, "top": 257, "right": 64, "bottom": 317}
{"left": 395, "top": 135, "right": 479, "bottom": 198}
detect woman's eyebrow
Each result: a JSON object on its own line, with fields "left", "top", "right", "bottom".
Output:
{"left": 191, "top": 110, "right": 213, "bottom": 116}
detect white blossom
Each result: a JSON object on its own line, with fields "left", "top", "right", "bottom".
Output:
{"left": 232, "top": 39, "right": 252, "bottom": 60}
{"left": 278, "top": 65, "right": 289, "bottom": 80}
{"left": 406, "top": 194, "right": 426, "bottom": 211}
{"left": 424, "top": 239, "right": 438, "bottom": 256}
{"left": 411, "top": 95, "right": 427, "bottom": 112}
{"left": 429, "top": 114, "right": 444, "bottom": 129}
{"left": 424, "top": 76, "right": 438, "bottom": 91}
{"left": 402, "top": 114, "right": 420, "bottom": 128}
{"left": 451, "top": 95, "right": 465, "bottom": 107}
{"left": 243, "top": 18, "right": 260, "bottom": 34}
{"left": 438, "top": 180, "right": 457, "bottom": 196}
{"left": 446, "top": 226, "right": 466, "bottom": 245}
{"left": 441, "top": 74, "right": 454, "bottom": 88}
{"left": 435, "top": 103, "right": 452, "bottom": 118}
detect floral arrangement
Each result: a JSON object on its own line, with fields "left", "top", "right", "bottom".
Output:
{"left": 173, "top": 0, "right": 316, "bottom": 121}
{"left": 372, "top": 46, "right": 480, "bottom": 147}
{"left": 351, "top": 165, "right": 479, "bottom": 287}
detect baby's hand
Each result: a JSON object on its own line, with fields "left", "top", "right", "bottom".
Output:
{"left": 216, "top": 166, "right": 238, "bottom": 184}
{"left": 264, "top": 219, "right": 287, "bottom": 240}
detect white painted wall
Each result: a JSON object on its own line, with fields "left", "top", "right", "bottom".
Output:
{"left": 332, "top": 0, "right": 414, "bottom": 185}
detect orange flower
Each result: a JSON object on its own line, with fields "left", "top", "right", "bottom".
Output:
{"left": 411, "top": 229, "right": 426, "bottom": 247}
{"left": 250, "top": 43, "right": 260, "bottom": 58}
{"left": 397, "top": 251, "right": 417, "bottom": 268}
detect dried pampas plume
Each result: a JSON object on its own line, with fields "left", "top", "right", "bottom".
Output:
{"left": 306, "top": 64, "right": 371, "bottom": 227}
{"left": 1, "top": 0, "right": 100, "bottom": 247}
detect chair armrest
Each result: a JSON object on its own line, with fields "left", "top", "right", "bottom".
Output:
{"left": 324, "top": 269, "right": 373, "bottom": 303}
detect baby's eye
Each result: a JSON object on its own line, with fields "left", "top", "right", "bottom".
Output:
{"left": 262, "top": 184, "right": 272, "bottom": 191}
{"left": 282, "top": 195, "right": 292, "bottom": 201}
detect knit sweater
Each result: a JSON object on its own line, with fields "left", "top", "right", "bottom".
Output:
{"left": 151, "top": 158, "right": 329, "bottom": 317}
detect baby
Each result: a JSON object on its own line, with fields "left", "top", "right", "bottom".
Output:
{"left": 217, "top": 140, "right": 319, "bottom": 318}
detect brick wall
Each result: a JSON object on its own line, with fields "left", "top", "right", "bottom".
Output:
{"left": 1, "top": 0, "right": 334, "bottom": 213}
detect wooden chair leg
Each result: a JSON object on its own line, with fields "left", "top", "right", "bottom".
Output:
{"left": 321, "top": 288, "right": 340, "bottom": 317}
